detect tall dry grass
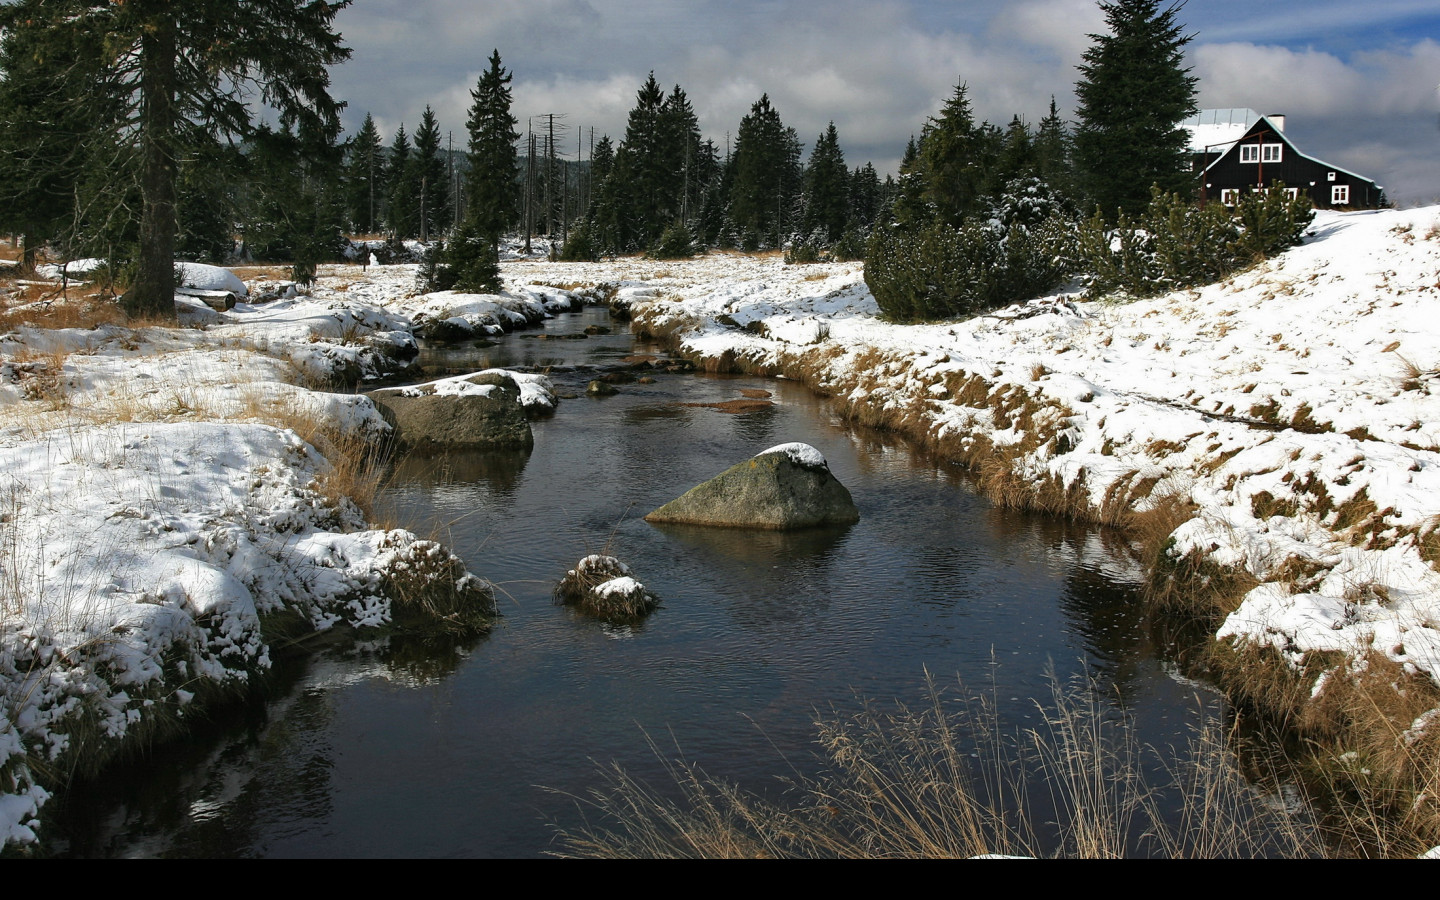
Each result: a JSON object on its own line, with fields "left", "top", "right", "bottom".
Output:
{"left": 553, "top": 673, "right": 1325, "bottom": 859}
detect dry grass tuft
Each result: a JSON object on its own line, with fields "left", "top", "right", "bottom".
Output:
{"left": 552, "top": 673, "right": 1324, "bottom": 858}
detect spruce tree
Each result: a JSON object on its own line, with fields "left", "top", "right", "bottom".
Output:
{"left": 465, "top": 50, "right": 521, "bottom": 250}
{"left": 848, "top": 163, "right": 881, "bottom": 230}
{"left": 1034, "top": 97, "right": 1075, "bottom": 201}
{"left": 387, "top": 125, "right": 419, "bottom": 239}
{"left": 801, "top": 123, "right": 849, "bottom": 244}
{"left": 661, "top": 85, "right": 703, "bottom": 228}
{"left": 0, "top": 16, "right": 113, "bottom": 272}
{"left": 887, "top": 137, "right": 927, "bottom": 229}
{"left": 729, "top": 94, "right": 801, "bottom": 247}
{"left": 918, "top": 83, "right": 987, "bottom": 226}
{"left": 1073, "top": 0, "right": 1198, "bottom": 220}
{"left": 616, "top": 73, "right": 673, "bottom": 247}
{"left": 346, "top": 113, "right": 386, "bottom": 235}
{"left": 438, "top": 49, "right": 519, "bottom": 293}
{"left": 0, "top": 0, "right": 350, "bottom": 317}
{"left": 412, "top": 106, "right": 451, "bottom": 241}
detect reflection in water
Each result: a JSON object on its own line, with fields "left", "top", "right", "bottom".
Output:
{"left": 388, "top": 447, "right": 532, "bottom": 501}
{"left": 52, "top": 303, "right": 1228, "bottom": 858}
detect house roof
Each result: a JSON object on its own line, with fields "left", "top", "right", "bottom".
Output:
{"left": 1183, "top": 108, "right": 1262, "bottom": 154}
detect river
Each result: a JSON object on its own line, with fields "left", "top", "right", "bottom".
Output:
{"left": 51, "top": 303, "right": 1230, "bottom": 857}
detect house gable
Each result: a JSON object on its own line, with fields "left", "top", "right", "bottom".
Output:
{"left": 1196, "top": 115, "right": 1384, "bottom": 209}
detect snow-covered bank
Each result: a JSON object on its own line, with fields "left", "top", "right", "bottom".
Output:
{"left": 515, "top": 211, "right": 1440, "bottom": 701}
{"left": 0, "top": 269, "right": 587, "bottom": 849}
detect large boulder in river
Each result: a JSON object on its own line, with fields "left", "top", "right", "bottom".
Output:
{"left": 366, "top": 371, "right": 533, "bottom": 450}
{"left": 645, "top": 442, "right": 859, "bottom": 530}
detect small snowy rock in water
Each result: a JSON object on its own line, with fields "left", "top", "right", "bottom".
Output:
{"left": 555, "top": 555, "right": 659, "bottom": 619}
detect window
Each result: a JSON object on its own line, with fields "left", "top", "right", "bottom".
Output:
{"left": 1220, "top": 189, "right": 1240, "bottom": 205}
{"left": 1285, "top": 188, "right": 1299, "bottom": 200}
{"left": 1332, "top": 185, "right": 1350, "bottom": 206}
{"left": 1327, "top": 171, "right": 1337, "bottom": 182}
{"left": 1241, "top": 143, "right": 1282, "bottom": 164}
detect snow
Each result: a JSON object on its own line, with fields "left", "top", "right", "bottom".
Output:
{"left": 758, "top": 442, "right": 829, "bottom": 469}
{"left": 177, "top": 262, "right": 248, "bottom": 297}
{"left": 398, "top": 369, "right": 556, "bottom": 411}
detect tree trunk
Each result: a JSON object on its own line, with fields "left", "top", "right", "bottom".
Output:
{"left": 124, "top": 21, "right": 178, "bottom": 319}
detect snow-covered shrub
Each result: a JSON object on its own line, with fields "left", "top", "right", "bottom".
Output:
{"left": 865, "top": 186, "right": 1074, "bottom": 323}
{"left": 648, "top": 221, "right": 698, "bottom": 260}
{"left": 424, "top": 223, "right": 502, "bottom": 294}
{"left": 1079, "top": 185, "right": 1315, "bottom": 301}
{"left": 1232, "top": 183, "right": 1315, "bottom": 262}
{"left": 559, "top": 222, "right": 601, "bottom": 261}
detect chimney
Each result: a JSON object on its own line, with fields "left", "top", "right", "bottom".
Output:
{"left": 1266, "top": 113, "right": 1286, "bottom": 133}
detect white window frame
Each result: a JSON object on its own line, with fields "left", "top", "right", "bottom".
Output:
{"left": 1332, "top": 184, "right": 1350, "bottom": 206}
{"left": 1327, "top": 171, "right": 1337, "bottom": 182}
{"left": 1240, "top": 144, "right": 1260, "bottom": 163}
{"left": 1220, "top": 189, "right": 1240, "bottom": 205}
{"left": 1284, "top": 188, "right": 1299, "bottom": 200}
{"left": 1261, "top": 143, "right": 1283, "bottom": 163}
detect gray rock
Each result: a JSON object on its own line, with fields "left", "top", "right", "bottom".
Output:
{"left": 367, "top": 371, "right": 533, "bottom": 449}
{"left": 645, "top": 442, "right": 859, "bottom": 530}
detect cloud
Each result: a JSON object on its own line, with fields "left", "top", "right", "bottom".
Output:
{"left": 1193, "top": 39, "right": 1440, "bottom": 202}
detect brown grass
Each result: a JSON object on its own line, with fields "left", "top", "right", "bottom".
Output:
{"left": 552, "top": 672, "right": 1325, "bottom": 858}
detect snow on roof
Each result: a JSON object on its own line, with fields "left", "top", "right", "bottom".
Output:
{"left": 1183, "top": 108, "right": 1261, "bottom": 154}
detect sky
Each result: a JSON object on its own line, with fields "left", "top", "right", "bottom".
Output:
{"left": 327, "top": 0, "right": 1440, "bottom": 205}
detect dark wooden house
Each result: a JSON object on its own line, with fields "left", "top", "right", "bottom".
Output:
{"left": 1185, "top": 109, "right": 1385, "bottom": 209}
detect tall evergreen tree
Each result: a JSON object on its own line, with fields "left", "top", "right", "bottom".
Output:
{"left": 0, "top": 16, "right": 115, "bottom": 271}
{"left": 801, "top": 122, "right": 849, "bottom": 244}
{"left": 849, "top": 163, "right": 882, "bottom": 230}
{"left": 617, "top": 73, "right": 673, "bottom": 246}
{"left": 889, "top": 135, "right": 930, "bottom": 229}
{"left": 729, "top": 94, "right": 801, "bottom": 247}
{"left": 1034, "top": 96, "right": 1075, "bottom": 200}
{"left": 995, "top": 116, "right": 1036, "bottom": 187}
{"left": 918, "top": 82, "right": 987, "bottom": 226}
{"left": 1073, "top": 0, "right": 1198, "bottom": 220}
{"left": 346, "top": 113, "right": 386, "bottom": 235}
{"left": 387, "top": 124, "right": 419, "bottom": 239}
{"left": 0, "top": 0, "right": 351, "bottom": 316}
{"left": 661, "top": 85, "right": 703, "bottom": 227}
{"left": 464, "top": 50, "right": 521, "bottom": 249}
{"left": 411, "top": 106, "right": 450, "bottom": 241}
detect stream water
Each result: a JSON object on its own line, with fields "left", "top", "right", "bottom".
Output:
{"left": 52, "top": 304, "right": 1230, "bottom": 858}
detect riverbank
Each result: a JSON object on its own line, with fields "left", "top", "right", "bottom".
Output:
{"left": 0, "top": 264, "right": 583, "bottom": 849}
{"left": 515, "top": 207, "right": 1440, "bottom": 851}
